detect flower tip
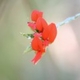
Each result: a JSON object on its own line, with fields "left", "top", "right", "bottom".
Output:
{"left": 31, "top": 58, "right": 40, "bottom": 65}
{"left": 27, "top": 22, "right": 36, "bottom": 30}
{"left": 31, "top": 52, "right": 42, "bottom": 65}
{"left": 31, "top": 10, "right": 43, "bottom": 22}
{"left": 31, "top": 60, "right": 37, "bottom": 65}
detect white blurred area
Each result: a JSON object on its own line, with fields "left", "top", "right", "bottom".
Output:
{"left": 49, "top": 24, "right": 80, "bottom": 73}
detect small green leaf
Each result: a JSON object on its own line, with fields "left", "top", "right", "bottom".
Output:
{"left": 20, "top": 32, "right": 34, "bottom": 39}
{"left": 23, "top": 44, "right": 33, "bottom": 54}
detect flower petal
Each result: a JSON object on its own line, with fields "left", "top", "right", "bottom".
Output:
{"left": 36, "top": 17, "right": 48, "bottom": 32}
{"left": 31, "top": 36, "right": 39, "bottom": 51}
{"left": 31, "top": 51, "right": 42, "bottom": 64}
{"left": 42, "top": 26, "right": 49, "bottom": 40}
{"left": 37, "top": 38, "right": 45, "bottom": 52}
{"left": 33, "top": 33, "right": 42, "bottom": 37}
{"left": 31, "top": 10, "right": 43, "bottom": 22}
{"left": 43, "top": 40, "right": 49, "bottom": 47}
{"left": 42, "top": 23, "right": 57, "bottom": 43}
{"left": 48, "top": 23, "right": 57, "bottom": 43}
{"left": 27, "top": 22, "right": 36, "bottom": 30}
{"left": 31, "top": 36, "right": 44, "bottom": 52}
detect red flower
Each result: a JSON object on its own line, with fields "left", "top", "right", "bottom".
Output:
{"left": 31, "top": 36, "right": 44, "bottom": 51}
{"left": 36, "top": 17, "right": 48, "bottom": 32}
{"left": 31, "top": 36, "right": 45, "bottom": 64}
{"left": 42, "top": 23, "right": 57, "bottom": 43}
{"left": 31, "top": 51, "right": 43, "bottom": 64}
{"left": 27, "top": 10, "right": 57, "bottom": 64}
{"left": 28, "top": 10, "right": 44, "bottom": 31}
{"left": 31, "top": 10, "right": 43, "bottom": 22}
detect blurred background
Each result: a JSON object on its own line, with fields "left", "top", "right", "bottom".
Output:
{"left": 0, "top": 0, "right": 80, "bottom": 80}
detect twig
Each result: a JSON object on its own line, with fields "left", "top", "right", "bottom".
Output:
{"left": 56, "top": 13, "right": 80, "bottom": 28}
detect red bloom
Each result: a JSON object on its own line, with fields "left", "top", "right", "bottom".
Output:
{"left": 42, "top": 23, "right": 57, "bottom": 43}
{"left": 31, "top": 51, "right": 43, "bottom": 64}
{"left": 27, "top": 10, "right": 57, "bottom": 64}
{"left": 31, "top": 36, "right": 44, "bottom": 51}
{"left": 31, "top": 10, "right": 43, "bottom": 22}
{"left": 28, "top": 17, "right": 48, "bottom": 32}
{"left": 36, "top": 17, "right": 48, "bottom": 32}
{"left": 31, "top": 36, "right": 45, "bottom": 64}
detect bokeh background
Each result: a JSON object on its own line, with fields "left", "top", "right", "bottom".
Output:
{"left": 0, "top": 0, "right": 80, "bottom": 80}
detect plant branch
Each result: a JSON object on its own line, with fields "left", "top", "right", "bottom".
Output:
{"left": 56, "top": 13, "right": 80, "bottom": 28}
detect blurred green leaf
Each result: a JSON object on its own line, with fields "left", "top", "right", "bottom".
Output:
{"left": 20, "top": 32, "right": 33, "bottom": 39}
{"left": 23, "top": 44, "right": 33, "bottom": 54}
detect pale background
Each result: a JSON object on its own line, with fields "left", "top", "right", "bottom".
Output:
{"left": 0, "top": 0, "right": 80, "bottom": 80}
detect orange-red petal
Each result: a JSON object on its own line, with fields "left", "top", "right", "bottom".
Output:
{"left": 31, "top": 10, "right": 43, "bottom": 22}
{"left": 48, "top": 23, "right": 57, "bottom": 43}
{"left": 31, "top": 36, "right": 44, "bottom": 51}
{"left": 42, "top": 26, "right": 49, "bottom": 40}
{"left": 31, "top": 51, "right": 42, "bottom": 64}
{"left": 36, "top": 17, "right": 48, "bottom": 32}
{"left": 31, "top": 36, "right": 39, "bottom": 51}
{"left": 42, "top": 23, "right": 57, "bottom": 43}
{"left": 37, "top": 38, "right": 45, "bottom": 52}
{"left": 42, "top": 40, "right": 49, "bottom": 47}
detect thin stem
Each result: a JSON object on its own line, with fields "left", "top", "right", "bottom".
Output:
{"left": 56, "top": 13, "right": 80, "bottom": 28}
